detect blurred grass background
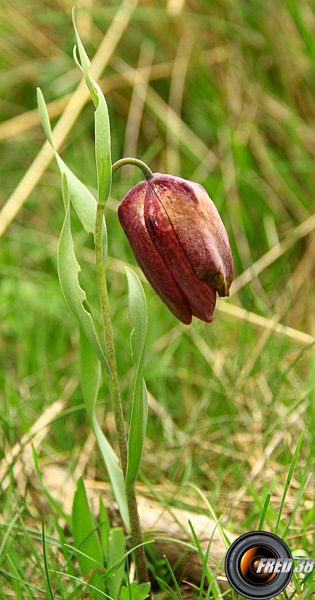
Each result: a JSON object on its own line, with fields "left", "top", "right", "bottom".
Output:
{"left": 1, "top": 0, "right": 315, "bottom": 596}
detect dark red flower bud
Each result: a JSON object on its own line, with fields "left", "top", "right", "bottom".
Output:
{"left": 118, "top": 173, "right": 233, "bottom": 324}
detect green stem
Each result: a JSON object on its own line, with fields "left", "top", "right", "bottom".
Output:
{"left": 94, "top": 201, "right": 149, "bottom": 586}
{"left": 112, "top": 158, "right": 154, "bottom": 180}
{"left": 126, "top": 482, "right": 150, "bottom": 584}
{"left": 95, "top": 203, "right": 128, "bottom": 476}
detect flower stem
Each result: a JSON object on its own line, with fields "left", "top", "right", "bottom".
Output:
{"left": 112, "top": 158, "right": 154, "bottom": 180}
{"left": 94, "top": 201, "right": 149, "bottom": 586}
{"left": 95, "top": 202, "right": 128, "bottom": 476}
{"left": 126, "top": 482, "right": 150, "bottom": 584}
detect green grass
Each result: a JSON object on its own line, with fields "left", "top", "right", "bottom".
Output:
{"left": 1, "top": 0, "right": 315, "bottom": 598}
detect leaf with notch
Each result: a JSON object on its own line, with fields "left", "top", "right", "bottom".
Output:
{"left": 57, "top": 175, "right": 110, "bottom": 377}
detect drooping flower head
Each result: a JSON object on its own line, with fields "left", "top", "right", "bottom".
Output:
{"left": 118, "top": 173, "right": 233, "bottom": 324}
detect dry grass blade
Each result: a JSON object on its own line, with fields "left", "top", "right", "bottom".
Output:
{"left": 2, "top": 5, "right": 69, "bottom": 60}
{"left": 260, "top": 91, "right": 315, "bottom": 156}
{"left": 167, "top": 0, "right": 187, "bottom": 15}
{"left": 249, "top": 127, "right": 309, "bottom": 221}
{"left": 187, "top": 327, "right": 230, "bottom": 388}
{"left": 231, "top": 211, "right": 315, "bottom": 294}
{"left": 235, "top": 321, "right": 282, "bottom": 390}
{"left": 219, "top": 125, "right": 259, "bottom": 277}
{"left": 123, "top": 39, "right": 155, "bottom": 171}
{"left": 0, "top": 97, "right": 71, "bottom": 142}
{"left": 235, "top": 250, "right": 308, "bottom": 389}
{"left": 217, "top": 299, "right": 315, "bottom": 345}
{"left": 112, "top": 55, "right": 218, "bottom": 172}
{"left": 167, "top": 34, "right": 193, "bottom": 174}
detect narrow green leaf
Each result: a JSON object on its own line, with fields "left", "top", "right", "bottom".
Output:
{"left": 37, "top": 88, "right": 99, "bottom": 237}
{"left": 163, "top": 555, "right": 184, "bottom": 600}
{"left": 154, "top": 576, "right": 177, "bottom": 600}
{"left": 58, "top": 176, "right": 110, "bottom": 377}
{"left": 42, "top": 514, "right": 55, "bottom": 600}
{"left": 72, "top": 10, "right": 111, "bottom": 206}
{"left": 185, "top": 482, "right": 231, "bottom": 549}
{"left": 199, "top": 520, "right": 223, "bottom": 600}
{"left": 274, "top": 429, "right": 305, "bottom": 535}
{"left": 108, "top": 528, "right": 125, "bottom": 600}
{"left": 72, "top": 9, "right": 98, "bottom": 107}
{"left": 282, "top": 473, "right": 312, "bottom": 538}
{"left": 125, "top": 267, "right": 148, "bottom": 485}
{"left": 126, "top": 268, "right": 147, "bottom": 365}
{"left": 56, "top": 153, "right": 98, "bottom": 234}
{"left": 188, "top": 520, "right": 220, "bottom": 600}
{"left": 79, "top": 329, "right": 130, "bottom": 530}
{"left": 72, "top": 476, "right": 103, "bottom": 576}
{"left": 36, "top": 87, "right": 55, "bottom": 148}
{"left": 94, "top": 80, "right": 112, "bottom": 205}
{"left": 204, "top": 554, "right": 226, "bottom": 600}
{"left": 258, "top": 493, "right": 271, "bottom": 531}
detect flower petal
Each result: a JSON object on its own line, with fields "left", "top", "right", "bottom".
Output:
{"left": 118, "top": 181, "right": 192, "bottom": 324}
{"left": 151, "top": 174, "right": 233, "bottom": 296}
{"left": 144, "top": 184, "right": 216, "bottom": 323}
